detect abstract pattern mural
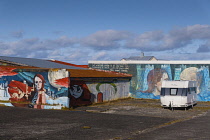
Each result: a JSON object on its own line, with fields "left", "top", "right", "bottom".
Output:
{"left": 0, "top": 68, "right": 70, "bottom": 109}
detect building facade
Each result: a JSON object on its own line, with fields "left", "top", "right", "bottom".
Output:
{"left": 0, "top": 67, "right": 70, "bottom": 109}
{"left": 89, "top": 60, "right": 210, "bottom": 101}
{"left": 0, "top": 56, "right": 132, "bottom": 109}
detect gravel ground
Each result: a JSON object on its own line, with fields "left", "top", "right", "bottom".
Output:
{"left": 76, "top": 98, "right": 210, "bottom": 119}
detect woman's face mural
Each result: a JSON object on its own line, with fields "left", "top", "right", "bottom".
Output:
{"left": 142, "top": 68, "right": 169, "bottom": 96}
{"left": 180, "top": 67, "right": 198, "bottom": 81}
{"left": 156, "top": 72, "right": 169, "bottom": 93}
{"left": 180, "top": 67, "right": 202, "bottom": 93}
{"left": 34, "top": 76, "right": 43, "bottom": 91}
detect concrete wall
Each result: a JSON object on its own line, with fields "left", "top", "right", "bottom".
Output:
{"left": 0, "top": 68, "right": 70, "bottom": 109}
{"left": 89, "top": 62, "right": 210, "bottom": 101}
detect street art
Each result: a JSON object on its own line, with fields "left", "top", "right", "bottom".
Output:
{"left": 0, "top": 68, "right": 70, "bottom": 109}
{"left": 96, "top": 82, "right": 117, "bottom": 103}
{"left": 69, "top": 79, "right": 92, "bottom": 107}
{"left": 134, "top": 64, "right": 210, "bottom": 101}
{"left": 87, "top": 81, "right": 130, "bottom": 102}
{"left": 140, "top": 68, "right": 169, "bottom": 96}
{"left": 96, "top": 82, "right": 117, "bottom": 94}
{"left": 89, "top": 63, "right": 210, "bottom": 101}
{"left": 69, "top": 80, "right": 92, "bottom": 107}
{"left": 68, "top": 79, "right": 130, "bottom": 107}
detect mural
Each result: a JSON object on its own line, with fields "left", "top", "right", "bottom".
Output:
{"left": 0, "top": 68, "right": 70, "bottom": 109}
{"left": 134, "top": 65, "right": 208, "bottom": 101}
{"left": 87, "top": 81, "right": 130, "bottom": 102}
{"left": 67, "top": 78, "right": 130, "bottom": 107}
{"left": 89, "top": 63, "right": 210, "bottom": 101}
{"left": 69, "top": 80, "right": 92, "bottom": 108}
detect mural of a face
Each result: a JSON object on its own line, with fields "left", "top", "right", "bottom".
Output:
{"left": 69, "top": 80, "right": 92, "bottom": 107}
{"left": 141, "top": 68, "right": 169, "bottom": 96}
{"left": 180, "top": 67, "right": 198, "bottom": 81}
{"left": 156, "top": 72, "right": 169, "bottom": 93}
{"left": 180, "top": 67, "right": 202, "bottom": 93}
{"left": 70, "top": 85, "right": 83, "bottom": 98}
{"left": 35, "top": 76, "right": 43, "bottom": 91}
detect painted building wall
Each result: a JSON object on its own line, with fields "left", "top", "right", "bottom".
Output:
{"left": 0, "top": 67, "right": 70, "bottom": 109}
{"left": 69, "top": 78, "right": 130, "bottom": 107}
{"left": 89, "top": 63, "right": 210, "bottom": 101}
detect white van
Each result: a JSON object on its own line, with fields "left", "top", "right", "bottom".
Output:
{"left": 160, "top": 80, "right": 197, "bottom": 108}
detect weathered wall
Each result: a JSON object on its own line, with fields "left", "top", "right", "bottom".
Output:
{"left": 89, "top": 63, "right": 210, "bottom": 101}
{"left": 0, "top": 67, "right": 70, "bottom": 109}
{"left": 69, "top": 79, "right": 130, "bottom": 107}
{"left": 0, "top": 66, "right": 131, "bottom": 109}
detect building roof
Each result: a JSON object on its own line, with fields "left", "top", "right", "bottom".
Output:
{"left": 0, "top": 56, "right": 132, "bottom": 78}
{"left": 122, "top": 56, "right": 155, "bottom": 61}
{"left": 69, "top": 69, "right": 132, "bottom": 78}
{"left": 0, "top": 56, "right": 85, "bottom": 69}
{"left": 121, "top": 52, "right": 157, "bottom": 61}
{"left": 89, "top": 60, "right": 210, "bottom": 64}
{"left": 49, "top": 60, "right": 89, "bottom": 68}
{"left": 48, "top": 60, "right": 132, "bottom": 78}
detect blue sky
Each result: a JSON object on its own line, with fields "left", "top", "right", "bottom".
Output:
{"left": 1, "top": 0, "right": 210, "bottom": 64}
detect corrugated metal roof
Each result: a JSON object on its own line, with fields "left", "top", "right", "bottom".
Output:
{"left": 0, "top": 56, "right": 85, "bottom": 69}
{"left": 0, "top": 56, "right": 132, "bottom": 78}
{"left": 49, "top": 60, "right": 89, "bottom": 68}
{"left": 49, "top": 60, "right": 132, "bottom": 78}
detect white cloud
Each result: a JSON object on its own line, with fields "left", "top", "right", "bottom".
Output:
{"left": 196, "top": 40, "right": 210, "bottom": 53}
{"left": 126, "top": 31, "right": 165, "bottom": 51}
{"left": 0, "top": 36, "right": 79, "bottom": 59}
{"left": 2, "top": 25, "right": 210, "bottom": 64}
{"left": 82, "top": 30, "right": 131, "bottom": 49}
{"left": 91, "top": 51, "right": 107, "bottom": 60}
{"left": 126, "top": 24, "right": 210, "bottom": 52}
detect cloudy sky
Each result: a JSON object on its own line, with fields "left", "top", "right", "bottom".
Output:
{"left": 1, "top": 0, "right": 210, "bottom": 64}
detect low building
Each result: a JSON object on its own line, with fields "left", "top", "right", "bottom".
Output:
{"left": 89, "top": 60, "right": 210, "bottom": 102}
{"left": 0, "top": 56, "right": 132, "bottom": 109}
{"left": 121, "top": 52, "right": 157, "bottom": 61}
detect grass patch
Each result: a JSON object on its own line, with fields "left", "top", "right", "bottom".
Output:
{"left": 197, "top": 101, "right": 210, "bottom": 105}
{"left": 0, "top": 100, "right": 11, "bottom": 103}
{"left": 194, "top": 106, "right": 210, "bottom": 111}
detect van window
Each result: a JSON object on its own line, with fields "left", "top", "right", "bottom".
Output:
{"left": 160, "top": 88, "right": 165, "bottom": 96}
{"left": 161, "top": 88, "right": 190, "bottom": 96}
{"left": 189, "top": 87, "right": 196, "bottom": 93}
{"left": 170, "top": 88, "right": 177, "bottom": 95}
{"left": 161, "top": 88, "right": 171, "bottom": 96}
{"left": 181, "top": 88, "right": 187, "bottom": 96}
